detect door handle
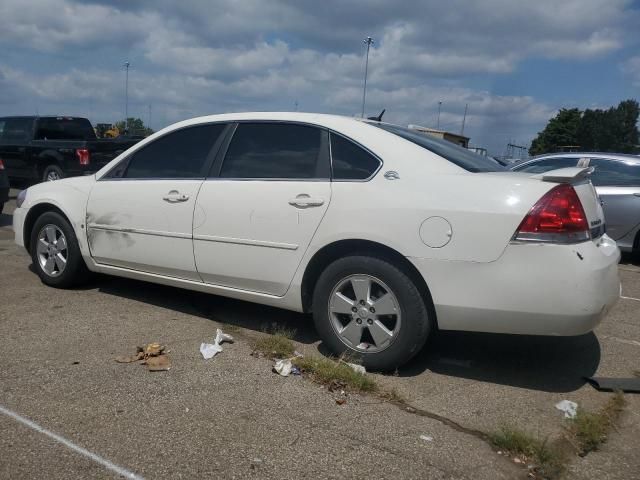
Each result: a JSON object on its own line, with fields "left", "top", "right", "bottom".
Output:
{"left": 163, "top": 190, "right": 190, "bottom": 203}
{"left": 288, "top": 194, "right": 324, "bottom": 208}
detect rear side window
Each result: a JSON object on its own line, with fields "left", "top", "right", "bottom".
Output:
{"left": 513, "top": 157, "right": 578, "bottom": 173}
{"left": 589, "top": 158, "right": 640, "bottom": 186}
{"left": 330, "top": 133, "right": 380, "bottom": 180}
{"left": 35, "top": 117, "right": 96, "bottom": 141}
{"left": 1, "top": 118, "right": 32, "bottom": 142}
{"left": 124, "top": 124, "right": 225, "bottom": 179}
{"left": 220, "top": 123, "right": 326, "bottom": 179}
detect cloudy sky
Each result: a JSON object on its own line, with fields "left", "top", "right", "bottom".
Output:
{"left": 1, "top": 0, "right": 639, "bottom": 154}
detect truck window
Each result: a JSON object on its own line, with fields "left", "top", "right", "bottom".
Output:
{"left": 1, "top": 118, "right": 32, "bottom": 142}
{"left": 34, "top": 117, "right": 96, "bottom": 141}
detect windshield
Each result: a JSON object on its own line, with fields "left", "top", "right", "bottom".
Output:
{"left": 372, "top": 123, "right": 505, "bottom": 173}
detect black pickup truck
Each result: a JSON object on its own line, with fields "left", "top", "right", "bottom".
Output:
{"left": 0, "top": 116, "right": 141, "bottom": 184}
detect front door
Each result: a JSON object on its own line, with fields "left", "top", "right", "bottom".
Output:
{"left": 193, "top": 122, "right": 331, "bottom": 296}
{"left": 86, "top": 123, "right": 227, "bottom": 280}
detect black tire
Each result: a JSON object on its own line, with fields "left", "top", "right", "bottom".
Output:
{"left": 0, "top": 203, "right": 4, "bottom": 215}
{"left": 42, "top": 164, "right": 64, "bottom": 183}
{"left": 312, "top": 255, "right": 432, "bottom": 371}
{"left": 30, "top": 211, "right": 89, "bottom": 288}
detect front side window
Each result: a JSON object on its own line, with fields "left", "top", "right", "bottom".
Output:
{"left": 220, "top": 123, "right": 326, "bottom": 179}
{"left": 330, "top": 133, "right": 380, "bottom": 180}
{"left": 124, "top": 124, "right": 225, "bottom": 179}
{"left": 589, "top": 158, "right": 640, "bottom": 187}
{"left": 513, "top": 157, "right": 578, "bottom": 173}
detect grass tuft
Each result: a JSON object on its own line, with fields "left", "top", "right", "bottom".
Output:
{"left": 565, "top": 391, "right": 626, "bottom": 456}
{"left": 489, "top": 426, "right": 568, "bottom": 478}
{"left": 251, "top": 333, "right": 296, "bottom": 360}
{"left": 293, "top": 355, "right": 378, "bottom": 393}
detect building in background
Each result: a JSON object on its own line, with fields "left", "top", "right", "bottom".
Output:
{"left": 408, "top": 125, "right": 470, "bottom": 148}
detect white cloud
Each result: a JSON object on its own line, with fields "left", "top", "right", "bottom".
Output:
{"left": 0, "top": 0, "right": 638, "bottom": 153}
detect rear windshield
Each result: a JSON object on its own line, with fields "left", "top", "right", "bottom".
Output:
{"left": 372, "top": 123, "right": 504, "bottom": 173}
{"left": 35, "top": 117, "right": 96, "bottom": 141}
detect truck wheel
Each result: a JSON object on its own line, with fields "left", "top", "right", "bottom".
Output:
{"left": 312, "top": 255, "right": 433, "bottom": 371}
{"left": 30, "top": 211, "right": 89, "bottom": 288}
{"left": 42, "top": 164, "right": 64, "bottom": 182}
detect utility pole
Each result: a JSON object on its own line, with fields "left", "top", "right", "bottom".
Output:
{"left": 361, "top": 36, "right": 374, "bottom": 118}
{"left": 437, "top": 101, "right": 442, "bottom": 129}
{"left": 460, "top": 103, "right": 468, "bottom": 135}
{"left": 123, "top": 61, "right": 130, "bottom": 132}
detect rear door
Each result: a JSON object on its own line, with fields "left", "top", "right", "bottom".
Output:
{"left": 0, "top": 117, "right": 33, "bottom": 179}
{"left": 193, "top": 122, "right": 331, "bottom": 295}
{"left": 86, "top": 123, "right": 227, "bottom": 280}
{"left": 587, "top": 157, "right": 640, "bottom": 241}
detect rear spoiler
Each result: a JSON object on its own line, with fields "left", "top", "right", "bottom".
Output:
{"left": 532, "top": 166, "right": 594, "bottom": 183}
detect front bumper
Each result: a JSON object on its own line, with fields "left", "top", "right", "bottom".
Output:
{"left": 13, "top": 206, "right": 26, "bottom": 249}
{"left": 410, "top": 235, "right": 621, "bottom": 336}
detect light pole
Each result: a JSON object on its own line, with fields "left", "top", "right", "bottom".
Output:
{"left": 361, "top": 36, "right": 374, "bottom": 118}
{"left": 123, "top": 61, "right": 130, "bottom": 132}
{"left": 437, "top": 101, "right": 442, "bottom": 129}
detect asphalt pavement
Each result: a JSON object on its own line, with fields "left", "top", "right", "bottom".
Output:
{"left": 1, "top": 190, "right": 638, "bottom": 479}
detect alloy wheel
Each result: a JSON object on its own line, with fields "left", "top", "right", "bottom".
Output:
{"left": 36, "top": 224, "right": 68, "bottom": 277}
{"left": 328, "top": 274, "right": 401, "bottom": 353}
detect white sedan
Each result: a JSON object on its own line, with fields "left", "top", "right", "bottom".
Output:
{"left": 13, "top": 113, "right": 620, "bottom": 370}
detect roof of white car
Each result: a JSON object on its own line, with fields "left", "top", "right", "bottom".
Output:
{"left": 169, "top": 112, "right": 369, "bottom": 130}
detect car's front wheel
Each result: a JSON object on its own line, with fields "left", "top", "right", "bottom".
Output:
{"left": 30, "top": 211, "right": 89, "bottom": 288}
{"left": 312, "top": 255, "right": 432, "bottom": 371}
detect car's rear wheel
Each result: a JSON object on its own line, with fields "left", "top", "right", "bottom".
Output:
{"left": 30, "top": 211, "right": 89, "bottom": 288}
{"left": 42, "top": 164, "right": 64, "bottom": 183}
{"left": 312, "top": 255, "right": 432, "bottom": 371}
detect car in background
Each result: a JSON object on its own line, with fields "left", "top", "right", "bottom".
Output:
{"left": 13, "top": 113, "right": 620, "bottom": 370}
{"left": 0, "top": 116, "right": 141, "bottom": 184}
{"left": 511, "top": 153, "right": 640, "bottom": 254}
{"left": 0, "top": 159, "right": 9, "bottom": 214}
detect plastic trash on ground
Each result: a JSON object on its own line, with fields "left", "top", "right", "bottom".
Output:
{"left": 555, "top": 399, "right": 578, "bottom": 418}
{"left": 420, "top": 435, "right": 434, "bottom": 442}
{"left": 200, "top": 328, "right": 235, "bottom": 359}
{"left": 346, "top": 362, "right": 366, "bottom": 374}
{"left": 273, "top": 359, "right": 293, "bottom": 376}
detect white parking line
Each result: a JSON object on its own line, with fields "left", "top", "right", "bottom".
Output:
{"left": 0, "top": 405, "right": 144, "bottom": 480}
{"left": 621, "top": 295, "right": 640, "bottom": 302}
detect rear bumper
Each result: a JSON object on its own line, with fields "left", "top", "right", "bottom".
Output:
{"left": 409, "top": 235, "right": 621, "bottom": 336}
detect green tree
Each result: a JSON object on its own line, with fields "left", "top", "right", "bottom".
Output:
{"left": 115, "top": 117, "right": 154, "bottom": 137}
{"left": 529, "top": 108, "right": 582, "bottom": 155}
{"left": 615, "top": 99, "right": 640, "bottom": 153}
{"left": 531, "top": 100, "right": 639, "bottom": 155}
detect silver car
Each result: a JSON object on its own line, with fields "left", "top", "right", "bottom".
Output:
{"left": 511, "top": 153, "right": 640, "bottom": 254}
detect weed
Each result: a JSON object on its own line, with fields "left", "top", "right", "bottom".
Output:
{"left": 293, "top": 355, "right": 378, "bottom": 393}
{"left": 565, "top": 392, "right": 626, "bottom": 455}
{"left": 251, "top": 333, "right": 296, "bottom": 360}
{"left": 489, "top": 426, "right": 568, "bottom": 479}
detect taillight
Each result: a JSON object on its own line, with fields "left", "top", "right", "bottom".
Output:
{"left": 513, "top": 184, "right": 590, "bottom": 244}
{"left": 0, "top": 159, "right": 4, "bottom": 169}
{"left": 76, "top": 148, "right": 90, "bottom": 165}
